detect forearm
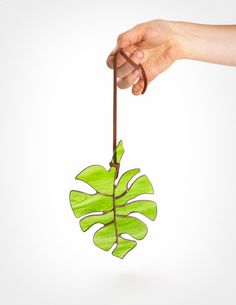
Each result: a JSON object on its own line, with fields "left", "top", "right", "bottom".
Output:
{"left": 171, "top": 21, "right": 236, "bottom": 66}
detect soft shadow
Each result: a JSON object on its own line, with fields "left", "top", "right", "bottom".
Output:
{"left": 104, "top": 269, "right": 170, "bottom": 302}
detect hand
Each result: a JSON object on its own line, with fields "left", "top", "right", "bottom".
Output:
{"left": 106, "top": 19, "right": 182, "bottom": 95}
{"left": 107, "top": 19, "right": 236, "bottom": 96}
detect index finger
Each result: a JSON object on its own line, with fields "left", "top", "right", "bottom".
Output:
{"left": 106, "top": 48, "right": 131, "bottom": 69}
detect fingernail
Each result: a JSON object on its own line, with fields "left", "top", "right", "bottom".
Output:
{"left": 133, "top": 85, "right": 141, "bottom": 95}
{"left": 135, "top": 51, "right": 143, "bottom": 59}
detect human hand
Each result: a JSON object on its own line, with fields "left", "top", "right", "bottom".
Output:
{"left": 106, "top": 19, "right": 182, "bottom": 95}
{"left": 107, "top": 19, "right": 236, "bottom": 96}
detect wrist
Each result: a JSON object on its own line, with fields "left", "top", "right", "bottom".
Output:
{"left": 167, "top": 20, "right": 194, "bottom": 60}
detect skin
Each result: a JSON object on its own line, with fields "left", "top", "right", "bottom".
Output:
{"left": 106, "top": 19, "right": 236, "bottom": 95}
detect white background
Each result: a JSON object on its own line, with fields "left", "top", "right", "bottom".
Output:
{"left": 0, "top": 0, "right": 236, "bottom": 304}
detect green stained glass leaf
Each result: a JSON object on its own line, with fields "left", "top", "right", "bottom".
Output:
{"left": 116, "top": 200, "right": 157, "bottom": 220}
{"left": 111, "top": 140, "right": 124, "bottom": 163}
{"left": 70, "top": 191, "right": 113, "bottom": 217}
{"left": 115, "top": 168, "right": 140, "bottom": 197}
{"left": 112, "top": 236, "right": 137, "bottom": 259}
{"left": 116, "top": 215, "right": 148, "bottom": 239}
{"left": 115, "top": 175, "right": 154, "bottom": 206}
{"left": 70, "top": 141, "right": 157, "bottom": 259}
{"left": 93, "top": 223, "right": 116, "bottom": 251}
{"left": 80, "top": 212, "right": 113, "bottom": 232}
{"left": 76, "top": 165, "right": 116, "bottom": 195}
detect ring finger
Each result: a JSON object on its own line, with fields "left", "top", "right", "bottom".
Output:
{"left": 117, "top": 69, "right": 140, "bottom": 89}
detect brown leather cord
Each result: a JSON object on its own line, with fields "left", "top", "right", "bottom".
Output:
{"left": 110, "top": 48, "right": 148, "bottom": 168}
{"left": 118, "top": 50, "right": 147, "bottom": 94}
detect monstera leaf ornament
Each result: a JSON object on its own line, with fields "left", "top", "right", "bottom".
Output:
{"left": 69, "top": 49, "right": 157, "bottom": 259}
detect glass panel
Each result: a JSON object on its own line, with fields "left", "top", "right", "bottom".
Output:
{"left": 93, "top": 223, "right": 116, "bottom": 251}
{"left": 116, "top": 200, "right": 157, "bottom": 220}
{"left": 80, "top": 212, "right": 113, "bottom": 232}
{"left": 111, "top": 140, "right": 124, "bottom": 163}
{"left": 76, "top": 165, "right": 116, "bottom": 195}
{"left": 115, "top": 175, "right": 154, "bottom": 206}
{"left": 70, "top": 191, "right": 113, "bottom": 217}
{"left": 112, "top": 237, "right": 136, "bottom": 259}
{"left": 116, "top": 215, "right": 148, "bottom": 240}
{"left": 115, "top": 169, "right": 140, "bottom": 197}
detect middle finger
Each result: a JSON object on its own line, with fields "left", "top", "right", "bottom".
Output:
{"left": 116, "top": 50, "right": 143, "bottom": 78}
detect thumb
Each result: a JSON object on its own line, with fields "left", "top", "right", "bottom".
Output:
{"left": 116, "top": 24, "right": 147, "bottom": 49}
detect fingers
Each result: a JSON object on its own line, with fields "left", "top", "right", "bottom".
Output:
{"left": 132, "top": 78, "right": 145, "bottom": 96}
{"left": 106, "top": 48, "right": 131, "bottom": 69}
{"left": 107, "top": 23, "right": 147, "bottom": 68}
{"left": 107, "top": 49, "right": 144, "bottom": 91}
{"left": 131, "top": 62, "right": 156, "bottom": 95}
{"left": 131, "top": 65, "right": 157, "bottom": 95}
{"left": 116, "top": 24, "right": 146, "bottom": 49}
{"left": 110, "top": 50, "right": 144, "bottom": 92}
{"left": 117, "top": 69, "right": 140, "bottom": 89}
{"left": 116, "top": 50, "right": 143, "bottom": 78}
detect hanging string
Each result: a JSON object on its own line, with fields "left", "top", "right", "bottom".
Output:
{"left": 111, "top": 49, "right": 148, "bottom": 167}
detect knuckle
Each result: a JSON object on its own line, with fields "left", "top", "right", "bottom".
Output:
{"left": 117, "top": 80, "right": 126, "bottom": 89}
{"left": 106, "top": 57, "right": 112, "bottom": 68}
{"left": 117, "top": 33, "right": 125, "bottom": 44}
{"left": 116, "top": 66, "right": 128, "bottom": 78}
{"left": 116, "top": 69, "right": 123, "bottom": 78}
{"left": 133, "top": 23, "right": 142, "bottom": 30}
{"left": 118, "top": 77, "right": 132, "bottom": 89}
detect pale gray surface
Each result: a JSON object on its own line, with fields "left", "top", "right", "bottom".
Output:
{"left": 0, "top": 0, "right": 236, "bottom": 304}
